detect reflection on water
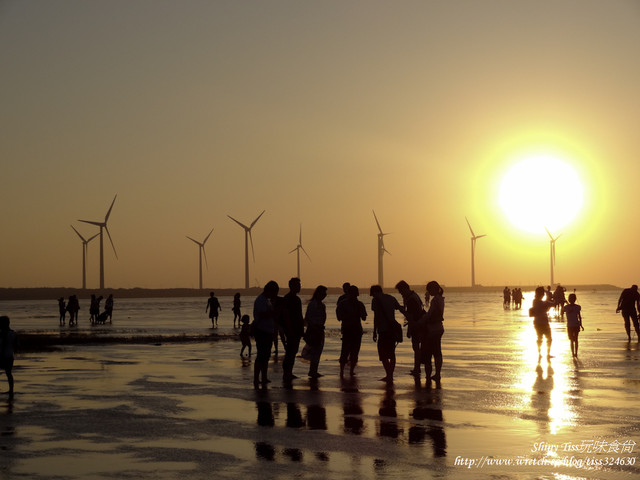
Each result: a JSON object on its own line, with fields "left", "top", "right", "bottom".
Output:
{"left": 341, "top": 377, "right": 364, "bottom": 435}
{"left": 411, "top": 391, "right": 447, "bottom": 457}
{"left": 378, "top": 387, "right": 400, "bottom": 439}
{"left": 514, "top": 318, "right": 579, "bottom": 435}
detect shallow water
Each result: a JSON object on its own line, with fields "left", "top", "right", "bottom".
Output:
{"left": 1, "top": 289, "right": 640, "bottom": 479}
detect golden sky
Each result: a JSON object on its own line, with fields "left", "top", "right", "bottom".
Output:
{"left": 1, "top": 1, "right": 639, "bottom": 290}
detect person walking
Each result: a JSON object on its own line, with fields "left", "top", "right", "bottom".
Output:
{"left": 302, "top": 285, "right": 328, "bottom": 378}
{"left": 252, "top": 281, "right": 280, "bottom": 388}
{"left": 206, "top": 292, "right": 222, "bottom": 328}
{"left": 530, "top": 286, "right": 554, "bottom": 361}
{"left": 616, "top": 285, "right": 640, "bottom": 342}
{"left": 370, "top": 285, "right": 403, "bottom": 383}
{"left": 336, "top": 285, "right": 367, "bottom": 377}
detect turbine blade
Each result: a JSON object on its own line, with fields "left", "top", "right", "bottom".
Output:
{"left": 383, "top": 247, "right": 392, "bottom": 256}
{"left": 250, "top": 210, "right": 266, "bottom": 229}
{"left": 544, "top": 226, "right": 553, "bottom": 239}
{"left": 203, "top": 228, "right": 214, "bottom": 244}
{"left": 301, "top": 245, "right": 311, "bottom": 261}
{"left": 186, "top": 236, "right": 201, "bottom": 246}
{"left": 105, "top": 195, "right": 117, "bottom": 222}
{"left": 87, "top": 232, "right": 100, "bottom": 243}
{"left": 465, "top": 217, "right": 475, "bottom": 236}
{"left": 203, "top": 246, "right": 209, "bottom": 270}
{"left": 227, "top": 215, "right": 249, "bottom": 230}
{"left": 249, "top": 231, "right": 256, "bottom": 262}
{"left": 299, "top": 224, "right": 302, "bottom": 244}
{"left": 289, "top": 246, "right": 298, "bottom": 254}
{"left": 477, "top": 234, "right": 487, "bottom": 239}
{"left": 78, "top": 219, "right": 103, "bottom": 227}
{"left": 372, "top": 210, "right": 383, "bottom": 234}
{"left": 105, "top": 226, "right": 118, "bottom": 260}
{"left": 71, "top": 225, "right": 86, "bottom": 242}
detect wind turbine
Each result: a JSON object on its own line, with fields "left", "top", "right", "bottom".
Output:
{"left": 289, "top": 224, "right": 311, "bottom": 279}
{"left": 545, "top": 227, "right": 561, "bottom": 287}
{"left": 373, "top": 210, "right": 391, "bottom": 287}
{"left": 186, "top": 228, "right": 214, "bottom": 290}
{"left": 465, "top": 217, "right": 486, "bottom": 287}
{"left": 70, "top": 226, "right": 99, "bottom": 289}
{"left": 228, "top": 210, "right": 265, "bottom": 289}
{"left": 78, "top": 195, "right": 118, "bottom": 289}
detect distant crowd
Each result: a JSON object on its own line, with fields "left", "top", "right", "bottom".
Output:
{"left": 57, "top": 294, "right": 114, "bottom": 326}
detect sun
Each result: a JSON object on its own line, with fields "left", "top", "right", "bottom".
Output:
{"left": 498, "top": 154, "right": 584, "bottom": 234}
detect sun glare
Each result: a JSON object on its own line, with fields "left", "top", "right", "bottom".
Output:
{"left": 498, "top": 155, "right": 584, "bottom": 234}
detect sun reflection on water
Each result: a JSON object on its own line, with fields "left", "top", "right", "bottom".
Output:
{"left": 513, "top": 318, "right": 579, "bottom": 435}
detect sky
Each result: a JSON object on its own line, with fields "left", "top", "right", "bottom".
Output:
{"left": 1, "top": 0, "right": 639, "bottom": 290}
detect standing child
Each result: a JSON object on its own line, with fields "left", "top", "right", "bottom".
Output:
{"left": 240, "top": 315, "right": 252, "bottom": 357}
{"left": 562, "top": 293, "right": 584, "bottom": 357}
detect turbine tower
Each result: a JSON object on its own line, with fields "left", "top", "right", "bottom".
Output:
{"left": 465, "top": 217, "right": 486, "bottom": 287}
{"left": 70, "top": 226, "right": 99, "bottom": 289}
{"left": 289, "top": 224, "right": 311, "bottom": 279}
{"left": 545, "top": 227, "right": 561, "bottom": 287}
{"left": 78, "top": 195, "right": 118, "bottom": 289}
{"left": 186, "top": 228, "right": 214, "bottom": 290}
{"left": 373, "top": 210, "right": 391, "bottom": 287}
{"left": 228, "top": 210, "right": 265, "bottom": 289}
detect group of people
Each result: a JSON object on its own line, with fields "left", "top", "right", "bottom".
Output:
{"left": 502, "top": 287, "right": 524, "bottom": 309}
{"left": 530, "top": 286, "right": 584, "bottom": 360}
{"left": 57, "top": 294, "right": 114, "bottom": 326}
{"left": 244, "top": 278, "right": 446, "bottom": 389}
{"left": 206, "top": 292, "right": 244, "bottom": 329}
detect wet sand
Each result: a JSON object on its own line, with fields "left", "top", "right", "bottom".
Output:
{"left": 1, "top": 317, "right": 640, "bottom": 479}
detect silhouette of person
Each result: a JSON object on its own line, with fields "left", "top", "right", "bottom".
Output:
{"left": 239, "top": 314, "right": 252, "bottom": 357}
{"left": 616, "top": 284, "right": 640, "bottom": 342}
{"left": 562, "top": 293, "right": 583, "bottom": 357}
{"left": 530, "top": 286, "right": 554, "bottom": 360}
{"left": 58, "top": 297, "right": 66, "bottom": 326}
{"left": 303, "top": 285, "right": 328, "bottom": 378}
{"left": 206, "top": 291, "right": 222, "bottom": 328}
{"left": 281, "top": 277, "right": 304, "bottom": 382}
{"left": 423, "top": 281, "right": 445, "bottom": 388}
{"left": 554, "top": 285, "right": 567, "bottom": 315}
{"left": 89, "top": 294, "right": 100, "bottom": 324}
{"left": 0, "top": 316, "right": 17, "bottom": 397}
{"left": 232, "top": 293, "right": 242, "bottom": 328}
{"left": 370, "top": 285, "right": 403, "bottom": 383}
{"left": 512, "top": 288, "right": 523, "bottom": 309}
{"left": 252, "top": 281, "right": 279, "bottom": 388}
{"left": 545, "top": 286, "right": 554, "bottom": 303}
{"left": 336, "top": 285, "right": 367, "bottom": 377}
{"left": 67, "top": 295, "right": 79, "bottom": 326}
{"left": 395, "top": 280, "right": 426, "bottom": 378}
{"left": 337, "top": 282, "right": 351, "bottom": 304}
{"left": 503, "top": 287, "right": 511, "bottom": 308}
{"left": 104, "top": 294, "right": 114, "bottom": 322}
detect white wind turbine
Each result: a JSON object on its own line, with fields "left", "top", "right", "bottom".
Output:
{"left": 228, "top": 210, "right": 265, "bottom": 289}
{"left": 70, "top": 226, "right": 99, "bottom": 289}
{"left": 373, "top": 210, "right": 391, "bottom": 287}
{"left": 186, "top": 228, "right": 214, "bottom": 290}
{"left": 78, "top": 195, "right": 118, "bottom": 289}
{"left": 545, "top": 227, "right": 561, "bottom": 287}
{"left": 289, "top": 224, "right": 311, "bottom": 279}
{"left": 465, "top": 217, "right": 486, "bottom": 287}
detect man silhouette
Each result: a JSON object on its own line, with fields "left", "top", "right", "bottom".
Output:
{"left": 616, "top": 285, "right": 640, "bottom": 341}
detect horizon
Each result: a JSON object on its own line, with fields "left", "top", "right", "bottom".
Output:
{"left": 2, "top": 2, "right": 639, "bottom": 290}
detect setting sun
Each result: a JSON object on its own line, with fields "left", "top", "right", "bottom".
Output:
{"left": 498, "top": 154, "right": 584, "bottom": 234}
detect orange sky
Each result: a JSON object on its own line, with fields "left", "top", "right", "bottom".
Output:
{"left": 1, "top": 1, "right": 639, "bottom": 290}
